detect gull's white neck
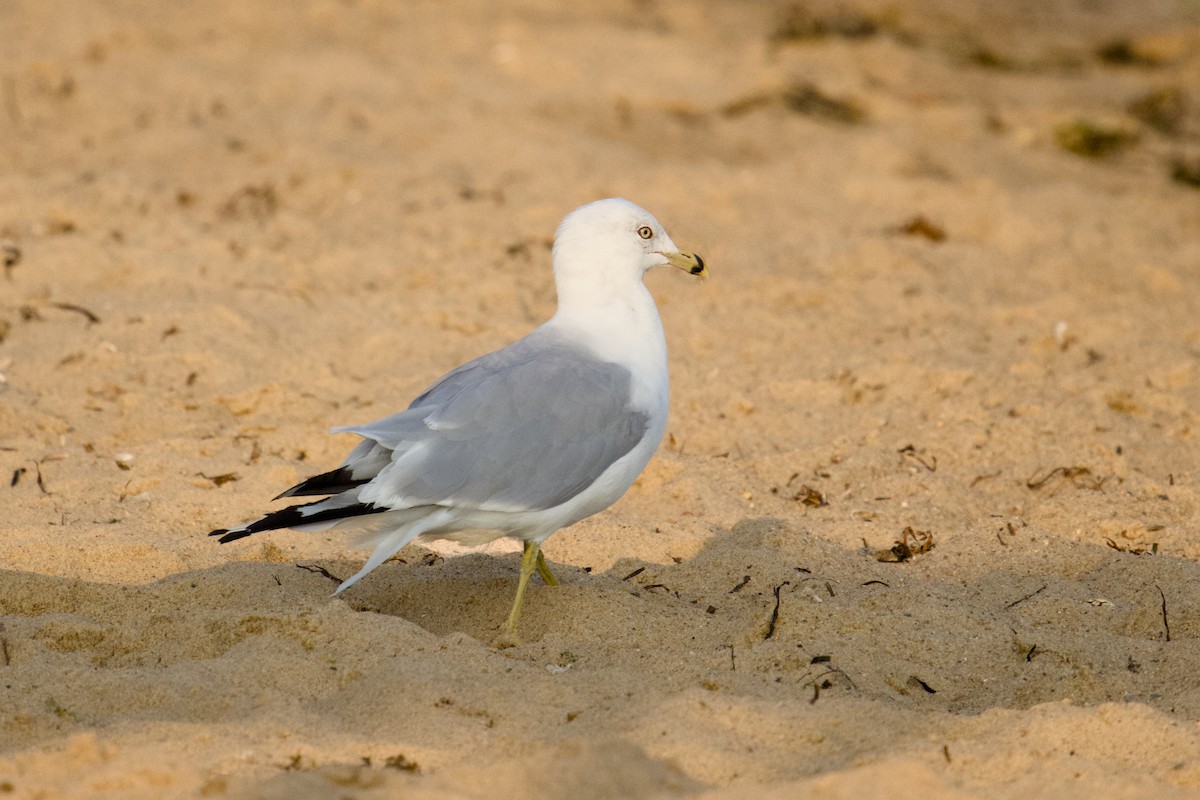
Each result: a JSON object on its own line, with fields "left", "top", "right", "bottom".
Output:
{"left": 545, "top": 281, "right": 669, "bottom": 414}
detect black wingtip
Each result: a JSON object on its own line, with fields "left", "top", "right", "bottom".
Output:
{"left": 273, "top": 466, "right": 366, "bottom": 499}
{"left": 209, "top": 500, "right": 384, "bottom": 545}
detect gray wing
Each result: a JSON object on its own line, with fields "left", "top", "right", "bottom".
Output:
{"left": 336, "top": 331, "right": 651, "bottom": 513}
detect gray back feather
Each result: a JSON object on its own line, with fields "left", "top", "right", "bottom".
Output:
{"left": 339, "top": 331, "right": 650, "bottom": 512}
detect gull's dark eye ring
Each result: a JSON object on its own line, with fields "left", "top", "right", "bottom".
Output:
{"left": 637, "top": 225, "right": 654, "bottom": 240}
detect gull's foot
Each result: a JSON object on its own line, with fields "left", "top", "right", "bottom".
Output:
{"left": 493, "top": 628, "right": 520, "bottom": 649}
{"left": 491, "top": 541, "right": 562, "bottom": 647}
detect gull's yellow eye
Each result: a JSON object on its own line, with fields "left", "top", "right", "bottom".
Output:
{"left": 637, "top": 225, "right": 654, "bottom": 240}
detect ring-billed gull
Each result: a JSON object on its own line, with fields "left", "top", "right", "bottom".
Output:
{"left": 210, "top": 198, "right": 706, "bottom": 644}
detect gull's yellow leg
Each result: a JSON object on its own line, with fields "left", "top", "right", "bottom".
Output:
{"left": 535, "top": 548, "right": 559, "bottom": 586}
{"left": 496, "top": 540, "right": 541, "bottom": 647}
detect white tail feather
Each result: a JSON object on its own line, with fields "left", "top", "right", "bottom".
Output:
{"left": 333, "top": 508, "right": 455, "bottom": 595}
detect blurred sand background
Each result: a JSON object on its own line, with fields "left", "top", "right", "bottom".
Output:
{"left": 3, "top": 0, "right": 1200, "bottom": 797}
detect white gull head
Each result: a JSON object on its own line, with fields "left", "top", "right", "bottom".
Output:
{"left": 551, "top": 198, "right": 705, "bottom": 310}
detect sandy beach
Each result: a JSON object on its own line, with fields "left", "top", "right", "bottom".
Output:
{"left": 2, "top": 0, "right": 1200, "bottom": 797}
